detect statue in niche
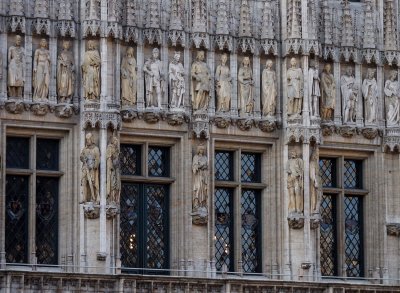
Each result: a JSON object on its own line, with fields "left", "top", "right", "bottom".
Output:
{"left": 144, "top": 48, "right": 164, "bottom": 108}
{"left": 320, "top": 64, "right": 336, "bottom": 121}
{"left": 192, "top": 145, "right": 208, "bottom": 211}
{"left": 215, "top": 53, "right": 231, "bottom": 112}
{"left": 287, "top": 150, "right": 304, "bottom": 214}
{"left": 341, "top": 66, "right": 355, "bottom": 122}
{"left": 57, "top": 40, "right": 75, "bottom": 103}
{"left": 106, "top": 136, "right": 121, "bottom": 204}
{"left": 8, "top": 35, "right": 25, "bottom": 98}
{"left": 309, "top": 147, "right": 320, "bottom": 214}
{"left": 286, "top": 58, "right": 303, "bottom": 116}
{"left": 308, "top": 61, "right": 320, "bottom": 117}
{"left": 33, "top": 39, "right": 51, "bottom": 102}
{"left": 80, "top": 132, "right": 100, "bottom": 204}
{"left": 362, "top": 68, "right": 378, "bottom": 124}
{"left": 82, "top": 40, "right": 101, "bottom": 101}
{"left": 262, "top": 59, "right": 277, "bottom": 117}
{"left": 168, "top": 51, "right": 185, "bottom": 109}
{"left": 344, "top": 84, "right": 358, "bottom": 123}
{"left": 191, "top": 51, "right": 211, "bottom": 112}
{"left": 385, "top": 70, "right": 400, "bottom": 126}
{"left": 238, "top": 57, "right": 254, "bottom": 114}
{"left": 121, "top": 47, "right": 137, "bottom": 107}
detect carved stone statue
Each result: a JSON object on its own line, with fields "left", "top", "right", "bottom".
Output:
{"left": 287, "top": 58, "right": 303, "bottom": 116}
{"left": 8, "top": 35, "right": 25, "bottom": 98}
{"left": 82, "top": 40, "right": 101, "bottom": 101}
{"left": 32, "top": 39, "right": 51, "bottom": 102}
{"left": 191, "top": 51, "right": 211, "bottom": 111}
{"left": 344, "top": 84, "right": 358, "bottom": 123}
{"left": 57, "top": 40, "right": 75, "bottom": 103}
{"left": 121, "top": 47, "right": 137, "bottom": 107}
{"left": 320, "top": 64, "right": 336, "bottom": 121}
{"left": 308, "top": 61, "right": 320, "bottom": 117}
{"left": 169, "top": 51, "right": 185, "bottom": 109}
{"left": 80, "top": 133, "right": 100, "bottom": 204}
{"left": 144, "top": 48, "right": 164, "bottom": 108}
{"left": 192, "top": 145, "right": 208, "bottom": 210}
{"left": 362, "top": 68, "right": 378, "bottom": 124}
{"left": 341, "top": 66, "right": 355, "bottom": 122}
{"left": 106, "top": 136, "right": 121, "bottom": 204}
{"left": 262, "top": 59, "right": 277, "bottom": 117}
{"left": 310, "top": 147, "right": 320, "bottom": 214}
{"left": 238, "top": 57, "right": 254, "bottom": 114}
{"left": 287, "top": 150, "right": 304, "bottom": 214}
{"left": 385, "top": 70, "right": 400, "bottom": 126}
{"left": 215, "top": 53, "right": 231, "bottom": 112}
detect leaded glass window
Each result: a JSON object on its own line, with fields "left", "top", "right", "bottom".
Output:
{"left": 5, "top": 136, "right": 61, "bottom": 265}
{"left": 120, "top": 145, "right": 170, "bottom": 274}
{"left": 319, "top": 157, "right": 365, "bottom": 278}
{"left": 214, "top": 149, "right": 263, "bottom": 274}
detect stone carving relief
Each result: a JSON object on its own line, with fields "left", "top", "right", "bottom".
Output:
{"left": 80, "top": 132, "right": 100, "bottom": 204}
{"left": 191, "top": 145, "right": 208, "bottom": 225}
{"left": 57, "top": 40, "right": 75, "bottom": 104}
{"left": 385, "top": 70, "right": 400, "bottom": 127}
{"left": 341, "top": 66, "right": 356, "bottom": 123}
{"left": 169, "top": 51, "right": 185, "bottom": 109}
{"left": 191, "top": 51, "right": 211, "bottom": 112}
{"left": 215, "top": 53, "right": 231, "bottom": 113}
{"left": 362, "top": 69, "right": 378, "bottom": 124}
{"left": 144, "top": 48, "right": 164, "bottom": 108}
{"left": 262, "top": 59, "right": 277, "bottom": 117}
{"left": 82, "top": 41, "right": 101, "bottom": 102}
{"left": 308, "top": 61, "right": 320, "bottom": 118}
{"left": 106, "top": 136, "right": 121, "bottom": 205}
{"left": 287, "top": 150, "right": 304, "bottom": 215}
{"left": 320, "top": 64, "right": 336, "bottom": 121}
{"left": 287, "top": 58, "right": 303, "bottom": 117}
{"left": 238, "top": 57, "right": 254, "bottom": 115}
{"left": 8, "top": 35, "right": 24, "bottom": 98}
{"left": 121, "top": 47, "right": 137, "bottom": 107}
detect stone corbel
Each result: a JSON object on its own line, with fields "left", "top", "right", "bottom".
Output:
{"left": 382, "top": 130, "right": 400, "bottom": 152}
{"left": 4, "top": 99, "right": 28, "bottom": 114}
{"left": 386, "top": 223, "right": 400, "bottom": 236}
{"left": 83, "top": 202, "right": 100, "bottom": 219}
{"left": 287, "top": 214, "right": 305, "bottom": 229}
{"left": 55, "top": 103, "right": 79, "bottom": 118}
{"left": 258, "top": 119, "right": 277, "bottom": 133}
{"left": 236, "top": 117, "right": 254, "bottom": 131}
{"left": 212, "top": 115, "right": 231, "bottom": 129}
{"left": 31, "top": 102, "right": 52, "bottom": 116}
{"left": 166, "top": 111, "right": 188, "bottom": 126}
{"left": 82, "top": 111, "right": 121, "bottom": 130}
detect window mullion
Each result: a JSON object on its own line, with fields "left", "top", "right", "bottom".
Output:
{"left": 30, "top": 135, "right": 37, "bottom": 264}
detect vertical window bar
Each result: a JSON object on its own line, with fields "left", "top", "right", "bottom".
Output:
{"left": 344, "top": 196, "right": 363, "bottom": 277}
{"left": 320, "top": 194, "right": 337, "bottom": 276}
{"left": 241, "top": 189, "right": 261, "bottom": 273}
{"left": 35, "top": 177, "right": 59, "bottom": 265}
{"left": 5, "top": 175, "right": 29, "bottom": 263}
{"left": 214, "top": 188, "right": 234, "bottom": 271}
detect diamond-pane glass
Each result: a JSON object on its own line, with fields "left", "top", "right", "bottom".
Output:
{"left": 6, "top": 137, "right": 29, "bottom": 169}
{"left": 120, "top": 145, "right": 141, "bottom": 176}
{"left": 344, "top": 160, "right": 362, "bottom": 189}
{"left": 320, "top": 194, "right": 337, "bottom": 276}
{"left": 120, "top": 183, "right": 139, "bottom": 268}
{"left": 319, "top": 159, "right": 336, "bottom": 188}
{"left": 145, "top": 185, "right": 168, "bottom": 271}
{"left": 36, "top": 139, "right": 59, "bottom": 171}
{"left": 5, "top": 175, "right": 29, "bottom": 263}
{"left": 215, "top": 152, "right": 233, "bottom": 181}
{"left": 345, "top": 196, "right": 363, "bottom": 277}
{"left": 148, "top": 147, "right": 169, "bottom": 177}
{"left": 36, "top": 177, "right": 58, "bottom": 265}
{"left": 215, "top": 188, "right": 233, "bottom": 271}
{"left": 241, "top": 153, "right": 260, "bottom": 183}
{"left": 241, "top": 190, "right": 260, "bottom": 273}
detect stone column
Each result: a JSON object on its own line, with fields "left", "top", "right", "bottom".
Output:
{"left": 136, "top": 39, "right": 145, "bottom": 111}
{"left": 115, "top": 41, "right": 121, "bottom": 104}
{"left": 302, "top": 56, "right": 310, "bottom": 126}
{"left": 230, "top": 49, "right": 238, "bottom": 117}
{"left": 98, "top": 127, "right": 108, "bottom": 261}
{"left": 253, "top": 51, "right": 261, "bottom": 119}
{"left": 334, "top": 61, "right": 342, "bottom": 125}
{"left": 100, "top": 38, "right": 108, "bottom": 105}
{"left": 0, "top": 33, "right": 7, "bottom": 100}
{"left": 208, "top": 48, "right": 215, "bottom": 115}
{"left": 377, "top": 64, "right": 385, "bottom": 127}
{"left": 161, "top": 34, "right": 168, "bottom": 109}
{"left": 355, "top": 63, "right": 364, "bottom": 127}
{"left": 24, "top": 35, "right": 33, "bottom": 101}
{"left": 49, "top": 36, "right": 57, "bottom": 103}
{"left": 184, "top": 37, "right": 191, "bottom": 112}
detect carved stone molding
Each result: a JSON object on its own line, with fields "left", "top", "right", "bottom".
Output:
{"left": 386, "top": 223, "right": 400, "bottom": 236}
{"left": 362, "top": 49, "right": 381, "bottom": 65}
{"left": 286, "top": 127, "right": 321, "bottom": 144}
{"left": 31, "top": 103, "right": 50, "bottom": 116}
{"left": 321, "top": 123, "right": 335, "bottom": 136}
{"left": 83, "top": 111, "right": 121, "bottom": 130}
{"left": 191, "top": 32, "right": 209, "bottom": 49}
{"left": 57, "top": 20, "right": 76, "bottom": 37}
{"left": 7, "top": 16, "right": 25, "bottom": 33}
{"left": 383, "top": 51, "right": 399, "bottom": 66}
{"left": 4, "top": 100, "right": 27, "bottom": 114}
{"left": 55, "top": 103, "right": 78, "bottom": 118}
{"left": 168, "top": 30, "right": 186, "bottom": 47}
{"left": 383, "top": 129, "right": 400, "bottom": 152}
{"left": 104, "top": 22, "right": 123, "bottom": 39}
{"left": 322, "top": 45, "right": 339, "bottom": 62}
{"left": 288, "top": 214, "right": 304, "bottom": 229}
{"left": 83, "top": 203, "right": 100, "bottom": 219}
{"left": 215, "top": 35, "right": 233, "bottom": 51}
{"left": 283, "top": 39, "right": 304, "bottom": 56}
{"left": 192, "top": 113, "right": 209, "bottom": 138}
{"left": 258, "top": 119, "right": 276, "bottom": 133}
{"left": 236, "top": 118, "right": 254, "bottom": 131}
{"left": 339, "top": 47, "right": 360, "bottom": 63}
{"left": 121, "top": 108, "right": 138, "bottom": 122}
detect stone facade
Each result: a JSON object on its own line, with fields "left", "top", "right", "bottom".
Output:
{"left": 1, "top": 0, "right": 400, "bottom": 292}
